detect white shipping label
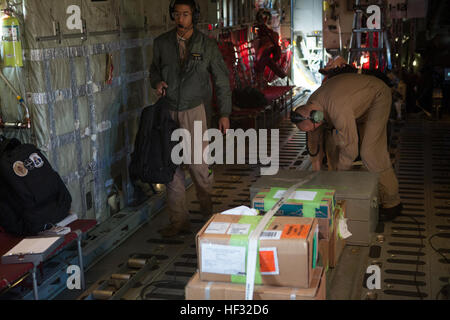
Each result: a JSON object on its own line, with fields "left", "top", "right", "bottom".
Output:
{"left": 204, "top": 222, "right": 230, "bottom": 234}
{"left": 227, "top": 223, "right": 251, "bottom": 235}
{"left": 259, "top": 230, "right": 282, "bottom": 240}
{"left": 201, "top": 243, "right": 246, "bottom": 275}
{"left": 273, "top": 190, "right": 317, "bottom": 201}
{"left": 338, "top": 218, "right": 353, "bottom": 239}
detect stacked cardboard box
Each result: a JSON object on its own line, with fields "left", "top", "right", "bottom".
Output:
{"left": 186, "top": 267, "right": 326, "bottom": 300}
{"left": 330, "top": 201, "right": 347, "bottom": 267}
{"left": 249, "top": 170, "right": 378, "bottom": 246}
{"left": 185, "top": 214, "right": 326, "bottom": 300}
{"left": 318, "top": 201, "right": 347, "bottom": 270}
{"left": 252, "top": 187, "right": 336, "bottom": 242}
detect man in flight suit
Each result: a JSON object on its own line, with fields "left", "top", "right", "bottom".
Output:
{"left": 293, "top": 73, "right": 402, "bottom": 221}
{"left": 150, "top": 0, "right": 232, "bottom": 237}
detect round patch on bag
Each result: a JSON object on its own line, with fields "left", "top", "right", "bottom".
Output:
{"left": 13, "top": 161, "right": 28, "bottom": 177}
{"left": 29, "top": 153, "right": 44, "bottom": 168}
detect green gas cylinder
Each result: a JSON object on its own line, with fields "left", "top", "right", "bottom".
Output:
{"left": 1, "top": 15, "right": 23, "bottom": 67}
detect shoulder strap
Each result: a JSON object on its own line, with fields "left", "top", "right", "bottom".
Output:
{"left": 0, "top": 138, "right": 14, "bottom": 155}
{"left": 0, "top": 137, "right": 23, "bottom": 156}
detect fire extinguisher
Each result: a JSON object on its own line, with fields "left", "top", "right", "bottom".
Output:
{"left": 1, "top": 13, "right": 23, "bottom": 67}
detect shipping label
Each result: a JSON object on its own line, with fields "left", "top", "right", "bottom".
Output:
{"left": 281, "top": 224, "right": 311, "bottom": 239}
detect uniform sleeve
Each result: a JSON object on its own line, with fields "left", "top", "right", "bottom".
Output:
{"left": 208, "top": 40, "right": 232, "bottom": 118}
{"left": 333, "top": 115, "right": 359, "bottom": 171}
{"left": 149, "top": 38, "right": 162, "bottom": 89}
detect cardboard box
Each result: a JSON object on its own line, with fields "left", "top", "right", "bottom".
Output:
{"left": 252, "top": 187, "right": 335, "bottom": 241}
{"left": 196, "top": 214, "right": 319, "bottom": 289}
{"left": 330, "top": 201, "right": 347, "bottom": 268}
{"left": 318, "top": 238, "right": 330, "bottom": 272}
{"left": 186, "top": 267, "right": 326, "bottom": 300}
{"left": 317, "top": 215, "right": 333, "bottom": 241}
{"left": 250, "top": 170, "right": 378, "bottom": 246}
{"left": 252, "top": 187, "right": 336, "bottom": 219}
{"left": 318, "top": 201, "right": 348, "bottom": 270}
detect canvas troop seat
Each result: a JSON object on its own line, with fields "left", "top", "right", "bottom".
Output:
{"left": 213, "top": 27, "right": 294, "bottom": 129}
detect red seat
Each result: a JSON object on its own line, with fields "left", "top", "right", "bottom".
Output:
{"left": 212, "top": 27, "right": 294, "bottom": 126}
{"left": 0, "top": 219, "right": 97, "bottom": 291}
{"left": 262, "top": 86, "right": 295, "bottom": 102}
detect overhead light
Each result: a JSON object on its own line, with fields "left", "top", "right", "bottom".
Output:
{"left": 413, "top": 60, "right": 417, "bottom": 67}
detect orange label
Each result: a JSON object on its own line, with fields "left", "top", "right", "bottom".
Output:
{"left": 281, "top": 224, "right": 311, "bottom": 239}
{"left": 259, "top": 248, "right": 279, "bottom": 274}
{"left": 259, "top": 250, "right": 276, "bottom": 273}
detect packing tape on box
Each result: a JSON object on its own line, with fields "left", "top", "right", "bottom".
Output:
{"left": 230, "top": 216, "right": 263, "bottom": 285}
{"left": 204, "top": 282, "right": 213, "bottom": 300}
{"left": 290, "top": 289, "right": 298, "bottom": 300}
{"left": 229, "top": 216, "right": 276, "bottom": 285}
{"left": 244, "top": 173, "right": 318, "bottom": 300}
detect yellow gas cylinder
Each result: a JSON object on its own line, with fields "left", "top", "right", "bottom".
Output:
{"left": 1, "top": 14, "right": 23, "bottom": 67}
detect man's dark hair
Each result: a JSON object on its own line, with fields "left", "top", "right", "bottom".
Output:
{"left": 171, "top": 0, "right": 199, "bottom": 23}
{"left": 173, "top": 0, "right": 196, "bottom": 12}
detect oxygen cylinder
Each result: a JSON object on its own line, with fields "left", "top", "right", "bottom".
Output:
{"left": 1, "top": 14, "right": 23, "bottom": 67}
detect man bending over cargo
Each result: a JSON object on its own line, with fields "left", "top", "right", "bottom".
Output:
{"left": 150, "top": 0, "right": 232, "bottom": 237}
{"left": 292, "top": 73, "right": 402, "bottom": 221}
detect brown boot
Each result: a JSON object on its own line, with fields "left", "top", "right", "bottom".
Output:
{"left": 158, "top": 220, "right": 192, "bottom": 238}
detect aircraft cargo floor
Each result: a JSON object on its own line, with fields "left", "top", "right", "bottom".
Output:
{"left": 56, "top": 116, "right": 450, "bottom": 300}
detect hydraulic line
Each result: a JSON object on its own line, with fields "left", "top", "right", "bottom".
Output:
{"left": 0, "top": 70, "right": 31, "bottom": 129}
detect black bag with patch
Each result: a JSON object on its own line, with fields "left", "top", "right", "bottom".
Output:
{"left": 129, "top": 97, "right": 179, "bottom": 184}
{"left": 0, "top": 137, "right": 72, "bottom": 236}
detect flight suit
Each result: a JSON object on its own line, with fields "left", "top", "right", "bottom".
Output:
{"left": 150, "top": 28, "right": 231, "bottom": 229}
{"left": 307, "top": 73, "right": 400, "bottom": 208}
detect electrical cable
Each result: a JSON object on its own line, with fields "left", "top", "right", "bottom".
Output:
{"left": 405, "top": 215, "right": 425, "bottom": 300}
{"left": 428, "top": 232, "right": 450, "bottom": 300}
{"left": 404, "top": 216, "right": 450, "bottom": 300}
{"left": 305, "top": 132, "right": 320, "bottom": 157}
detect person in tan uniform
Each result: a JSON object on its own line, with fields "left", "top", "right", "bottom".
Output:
{"left": 292, "top": 73, "right": 402, "bottom": 221}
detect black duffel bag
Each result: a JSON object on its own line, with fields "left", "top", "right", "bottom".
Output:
{"left": 129, "top": 98, "right": 179, "bottom": 184}
{"left": 0, "top": 137, "right": 72, "bottom": 236}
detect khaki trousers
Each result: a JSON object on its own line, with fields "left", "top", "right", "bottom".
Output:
{"left": 325, "top": 87, "right": 401, "bottom": 208}
{"left": 167, "top": 104, "right": 214, "bottom": 225}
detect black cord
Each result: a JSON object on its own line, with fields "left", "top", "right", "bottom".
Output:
{"left": 305, "top": 125, "right": 322, "bottom": 157}
{"left": 429, "top": 233, "right": 450, "bottom": 264}
{"left": 405, "top": 217, "right": 450, "bottom": 300}
{"left": 428, "top": 233, "right": 450, "bottom": 300}
{"left": 405, "top": 215, "right": 425, "bottom": 300}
